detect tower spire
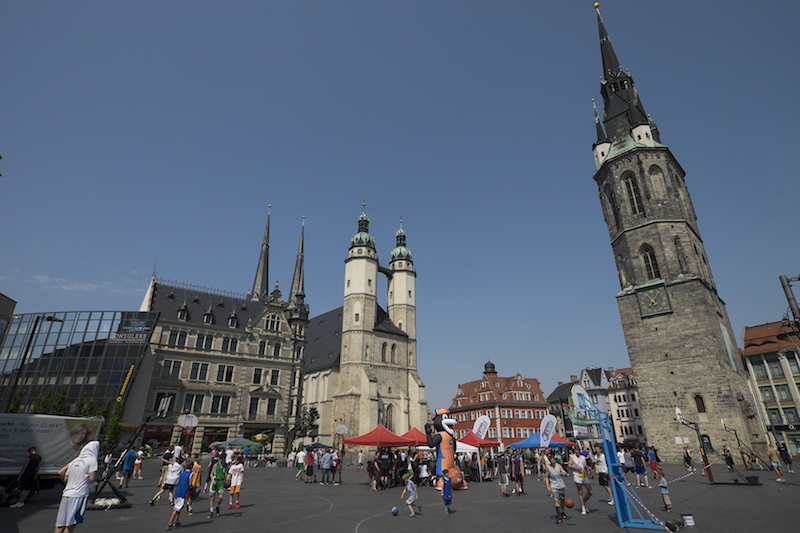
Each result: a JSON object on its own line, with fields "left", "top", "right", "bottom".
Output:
{"left": 250, "top": 205, "right": 271, "bottom": 301}
{"left": 594, "top": 3, "right": 651, "bottom": 147}
{"left": 288, "top": 216, "right": 307, "bottom": 319}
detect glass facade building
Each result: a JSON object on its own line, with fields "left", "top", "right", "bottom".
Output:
{"left": 0, "top": 311, "right": 160, "bottom": 413}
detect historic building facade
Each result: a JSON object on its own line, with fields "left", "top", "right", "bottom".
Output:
{"left": 589, "top": 6, "right": 763, "bottom": 460}
{"left": 301, "top": 209, "right": 429, "bottom": 445}
{"left": 134, "top": 212, "right": 308, "bottom": 455}
{"left": 608, "top": 367, "right": 646, "bottom": 445}
{"left": 450, "top": 362, "right": 548, "bottom": 450}
{"left": 742, "top": 321, "right": 800, "bottom": 455}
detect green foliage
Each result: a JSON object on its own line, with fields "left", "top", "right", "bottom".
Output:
{"left": 100, "top": 399, "right": 125, "bottom": 451}
{"left": 31, "top": 387, "right": 53, "bottom": 414}
{"left": 52, "top": 388, "right": 71, "bottom": 416}
{"left": 8, "top": 388, "right": 27, "bottom": 413}
{"left": 288, "top": 405, "right": 320, "bottom": 449}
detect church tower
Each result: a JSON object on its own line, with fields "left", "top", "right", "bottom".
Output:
{"left": 590, "top": 5, "right": 762, "bottom": 460}
{"left": 388, "top": 219, "right": 416, "bottom": 352}
{"left": 342, "top": 203, "right": 379, "bottom": 364}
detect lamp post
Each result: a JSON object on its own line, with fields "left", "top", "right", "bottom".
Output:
{"left": 3, "top": 315, "right": 64, "bottom": 412}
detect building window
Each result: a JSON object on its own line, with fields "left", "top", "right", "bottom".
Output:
{"left": 210, "top": 395, "right": 230, "bottom": 414}
{"left": 253, "top": 368, "right": 262, "bottom": 384}
{"left": 154, "top": 393, "right": 175, "bottom": 413}
{"left": 190, "top": 363, "right": 208, "bottom": 381}
{"left": 775, "top": 385, "right": 792, "bottom": 402}
{"left": 502, "top": 427, "right": 511, "bottom": 438}
{"left": 787, "top": 356, "right": 800, "bottom": 377}
{"left": 760, "top": 386, "right": 774, "bottom": 402}
{"left": 196, "top": 334, "right": 213, "bottom": 350}
{"left": 487, "top": 427, "right": 497, "bottom": 439}
{"left": 177, "top": 332, "right": 187, "bottom": 346}
{"left": 177, "top": 308, "right": 188, "bottom": 321}
{"left": 248, "top": 398, "right": 259, "bottom": 420}
{"left": 270, "top": 369, "right": 279, "bottom": 386}
{"left": 752, "top": 362, "right": 768, "bottom": 380}
{"left": 222, "top": 337, "right": 238, "bottom": 352}
{"left": 162, "top": 360, "right": 181, "bottom": 379}
{"left": 267, "top": 398, "right": 276, "bottom": 416}
{"left": 768, "top": 408, "right": 782, "bottom": 425}
{"left": 228, "top": 315, "right": 238, "bottom": 328}
{"left": 259, "top": 341, "right": 266, "bottom": 355}
{"left": 624, "top": 175, "right": 645, "bottom": 215}
{"left": 391, "top": 344, "right": 396, "bottom": 363}
{"left": 184, "top": 394, "right": 203, "bottom": 412}
{"left": 642, "top": 245, "right": 661, "bottom": 280}
{"left": 767, "top": 360, "right": 785, "bottom": 379}
{"left": 168, "top": 330, "right": 178, "bottom": 345}
{"left": 216, "top": 365, "right": 234, "bottom": 383}
{"left": 785, "top": 407, "right": 800, "bottom": 425}
{"left": 272, "top": 343, "right": 281, "bottom": 358}
{"left": 501, "top": 409, "right": 512, "bottom": 418}
{"left": 267, "top": 315, "right": 279, "bottom": 331}
{"left": 204, "top": 312, "right": 214, "bottom": 324}
{"left": 694, "top": 394, "right": 706, "bottom": 413}
{"left": 381, "top": 343, "right": 387, "bottom": 363}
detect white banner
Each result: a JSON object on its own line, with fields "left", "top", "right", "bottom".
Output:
{"left": 539, "top": 414, "right": 558, "bottom": 448}
{"left": 569, "top": 384, "right": 590, "bottom": 439}
{"left": 0, "top": 414, "right": 103, "bottom": 473}
{"left": 472, "top": 415, "right": 491, "bottom": 439}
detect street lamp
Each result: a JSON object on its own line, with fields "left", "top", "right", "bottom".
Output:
{"left": 3, "top": 315, "right": 64, "bottom": 412}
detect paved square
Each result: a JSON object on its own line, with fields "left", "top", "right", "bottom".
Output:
{"left": 3, "top": 458, "right": 796, "bottom": 532}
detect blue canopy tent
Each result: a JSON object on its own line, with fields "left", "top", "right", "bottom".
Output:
{"left": 508, "top": 433, "right": 576, "bottom": 448}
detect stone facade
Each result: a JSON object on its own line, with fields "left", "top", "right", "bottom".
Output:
{"left": 590, "top": 8, "right": 763, "bottom": 461}
{"left": 301, "top": 210, "right": 429, "bottom": 447}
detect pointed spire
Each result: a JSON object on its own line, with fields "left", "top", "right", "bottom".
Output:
{"left": 594, "top": 3, "right": 651, "bottom": 145}
{"left": 350, "top": 200, "right": 376, "bottom": 250}
{"left": 250, "top": 205, "right": 271, "bottom": 301}
{"left": 592, "top": 99, "right": 608, "bottom": 144}
{"left": 288, "top": 217, "right": 307, "bottom": 320}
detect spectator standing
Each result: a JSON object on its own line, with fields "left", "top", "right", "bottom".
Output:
{"left": 11, "top": 446, "right": 42, "bottom": 508}
{"left": 227, "top": 456, "right": 244, "bottom": 509}
{"left": 357, "top": 450, "right": 364, "bottom": 473}
{"left": 497, "top": 452, "right": 510, "bottom": 497}
{"left": 778, "top": 442, "right": 794, "bottom": 474}
{"left": 134, "top": 448, "right": 144, "bottom": 480}
{"left": 321, "top": 449, "right": 332, "bottom": 485}
{"left": 648, "top": 447, "right": 659, "bottom": 478}
{"left": 767, "top": 444, "right": 785, "bottom": 482}
{"left": 658, "top": 471, "right": 672, "bottom": 512}
{"left": 120, "top": 448, "right": 136, "bottom": 488}
{"left": 54, "top": 441, "right": 99, "bottom": 533}
{"left": 631, "top": 446, "right": 650, "bottom": 488}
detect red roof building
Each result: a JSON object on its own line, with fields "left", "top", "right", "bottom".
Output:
{"left": 448, "top": 361, "right": 549, "bottom": 450}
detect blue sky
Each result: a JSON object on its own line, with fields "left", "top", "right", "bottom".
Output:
{"left": 2, "top": 1, "right": 799, "bottom": 416}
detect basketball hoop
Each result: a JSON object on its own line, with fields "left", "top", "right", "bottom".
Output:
{"left": 177, "top": 413, "right": 199, "bottom": 433}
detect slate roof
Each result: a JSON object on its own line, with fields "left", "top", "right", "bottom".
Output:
{"left": 146, "top": 279, "right": 269, "bottom": 330}
{"left": 304, "top": 307, "right": 343, "bottom": 373}
{"left": 546, "top": 381, "right": 577, "bottom": 404}
{"left": 304, "top": 302, "right": 408, "bottom": 374}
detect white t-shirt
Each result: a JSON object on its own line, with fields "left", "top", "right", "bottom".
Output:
{"left": 165, "top": 462, "right": 184, "bottom": 484}
{"left": 225, "top": 449, "right": 234, "bottom": 464}
{"left": 594, "top": 452, "right": 608, "bottom": 474}
{"left": 63, "top": 454, "right": 98, "bottom": 498}
{"left": 173, "top": 445, "right": 183, "bottom": 460}
{"left": 570, "top": 454, "right": 588, "bottom": 482}
{"left": 357, "top": 452, "right": 363, "bottom": 464}
{"left": 135, "top": 451, "right": 143, "bottom": 465}
{"left": 296, "top": 450, "right": 306, "bottom": 464}
{"left": 229, "top": 463, "right": 244, "bottom": 486}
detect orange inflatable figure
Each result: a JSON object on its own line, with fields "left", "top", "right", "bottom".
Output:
{"left": 425, "top": 408, "right": 468, "bottom": 490}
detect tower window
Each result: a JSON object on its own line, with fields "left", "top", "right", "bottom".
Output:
{"left": 641, "top": 245, "right": 661, "bottom": 280}
{"left": 382, "top": 343, "right": 387, "bottom": 363}
{"left": 624, "top": 176, "right": 645, "bottom": 215}
{"left": 354, "top": 313, "right": 360, "bottom": 323}
{"left": 391, "top": 344, "right": 396, "bottom": 364}
{"left": 694, "top": 394, "right": 706, "bottom": 413}
{"left": 604, "top": 184, "right": 621, "bottom": 230}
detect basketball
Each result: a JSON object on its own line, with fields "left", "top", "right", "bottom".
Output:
{"left": 392, "top": 507, "right": 399, "bottom": 515}
{"left": 564, "top": 498, "right": 574, "bottom": 508}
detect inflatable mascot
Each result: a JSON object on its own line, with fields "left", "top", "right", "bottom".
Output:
{"left": 425, "top": 408, "right": 468, "bottom": 490}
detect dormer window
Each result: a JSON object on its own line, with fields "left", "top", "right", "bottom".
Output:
{"left": 203, "top": 310, "right": 214, "bottom": 324}
{"left": 228, "top": 312, "right": 238, "bottom": 328}
{"left": 177, "top": 305, "right": 188, "bottom": 321}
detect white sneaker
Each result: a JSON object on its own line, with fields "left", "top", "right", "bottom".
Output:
{"left": 608, "top": 500, "right": 615, "bottom": 506}
{"left": 581, "top": 508, "right": 587, "bottom": 515}
{"left": 10, "top": 502, "right": 25, "bottom": 508}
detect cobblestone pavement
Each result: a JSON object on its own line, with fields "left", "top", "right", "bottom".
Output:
{"left": 2, "top": 458, "right": 796, "bottom": 533}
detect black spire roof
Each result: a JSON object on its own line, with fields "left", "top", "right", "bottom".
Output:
{"left": 595, "top": 4, "right": 650, "bottom": 144}
{"left": 250, "top": 207, "right": 270, "bottom": 301}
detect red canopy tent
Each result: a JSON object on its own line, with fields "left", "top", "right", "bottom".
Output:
{"left": 551, "top": 434, "right": 577, "bottom": 447}
{"left": 343, "top": 424, "right": 416, "bottom": 447}
{"left": 401, "top": 427, "right": 429, "bottom": 446}
{"left": 459, "top": 430, "right": 501, "bottom": 448}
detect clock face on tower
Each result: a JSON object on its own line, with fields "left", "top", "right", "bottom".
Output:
{"left": 636, "top": 284, "right": 671, "bottom": 317}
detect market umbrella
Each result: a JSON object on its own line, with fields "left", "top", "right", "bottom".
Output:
{"left": 401, "top": 427, "right": 429, "bottom": 446}
{"left": 459, "top": 430, "right": 501, "bottom": 448}
{"left": 508, "top": 433, "right": 576, "bottom": 448}
{"left": 343, "top": 424, "right": 416, "bottom": 447}
{"left": 217, "top": 437, "right": 264, "bottom": 452}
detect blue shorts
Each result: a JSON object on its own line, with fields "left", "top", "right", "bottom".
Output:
{"left": 635, "top": 465, "right": 646, "bottom": 475}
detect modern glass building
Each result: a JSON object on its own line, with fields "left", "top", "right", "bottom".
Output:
{"left": 0, "top": 311, "right": 160, "bottom": 413}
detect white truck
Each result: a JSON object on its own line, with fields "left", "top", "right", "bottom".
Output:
{"left": 0, "top": 414, "right": 104, "bottom": 489}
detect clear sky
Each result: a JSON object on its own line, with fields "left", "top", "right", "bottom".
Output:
{"left": 2, "top": 2, "right": 799, "bottom": 418}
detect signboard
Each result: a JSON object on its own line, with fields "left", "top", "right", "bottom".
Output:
{"left": 472, "top": 415, "right": 491, "bottom": 440}
{"left": 539, "top": 414, "right": 558, "bottom": 448}
{"left": 0, "top": 415, "right": 103, "bottom": 472}
{"left": 568, "top": 384, "right": 590, "bottom": 439}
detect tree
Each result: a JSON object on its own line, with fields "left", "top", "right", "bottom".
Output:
{"left": 100, "top": 399, "right": 125, "bottom": 451}
{"left": 288, "top": 406, "right": 319, "bottom": 450}
{"left": 52, "top": 388, "right": 71, "bottom": 415}
{"left": 31, "top": 387, "right": 53, "bottom": 414}
{"left": 8, "top": 388, "right": 27, "bottom": 413}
